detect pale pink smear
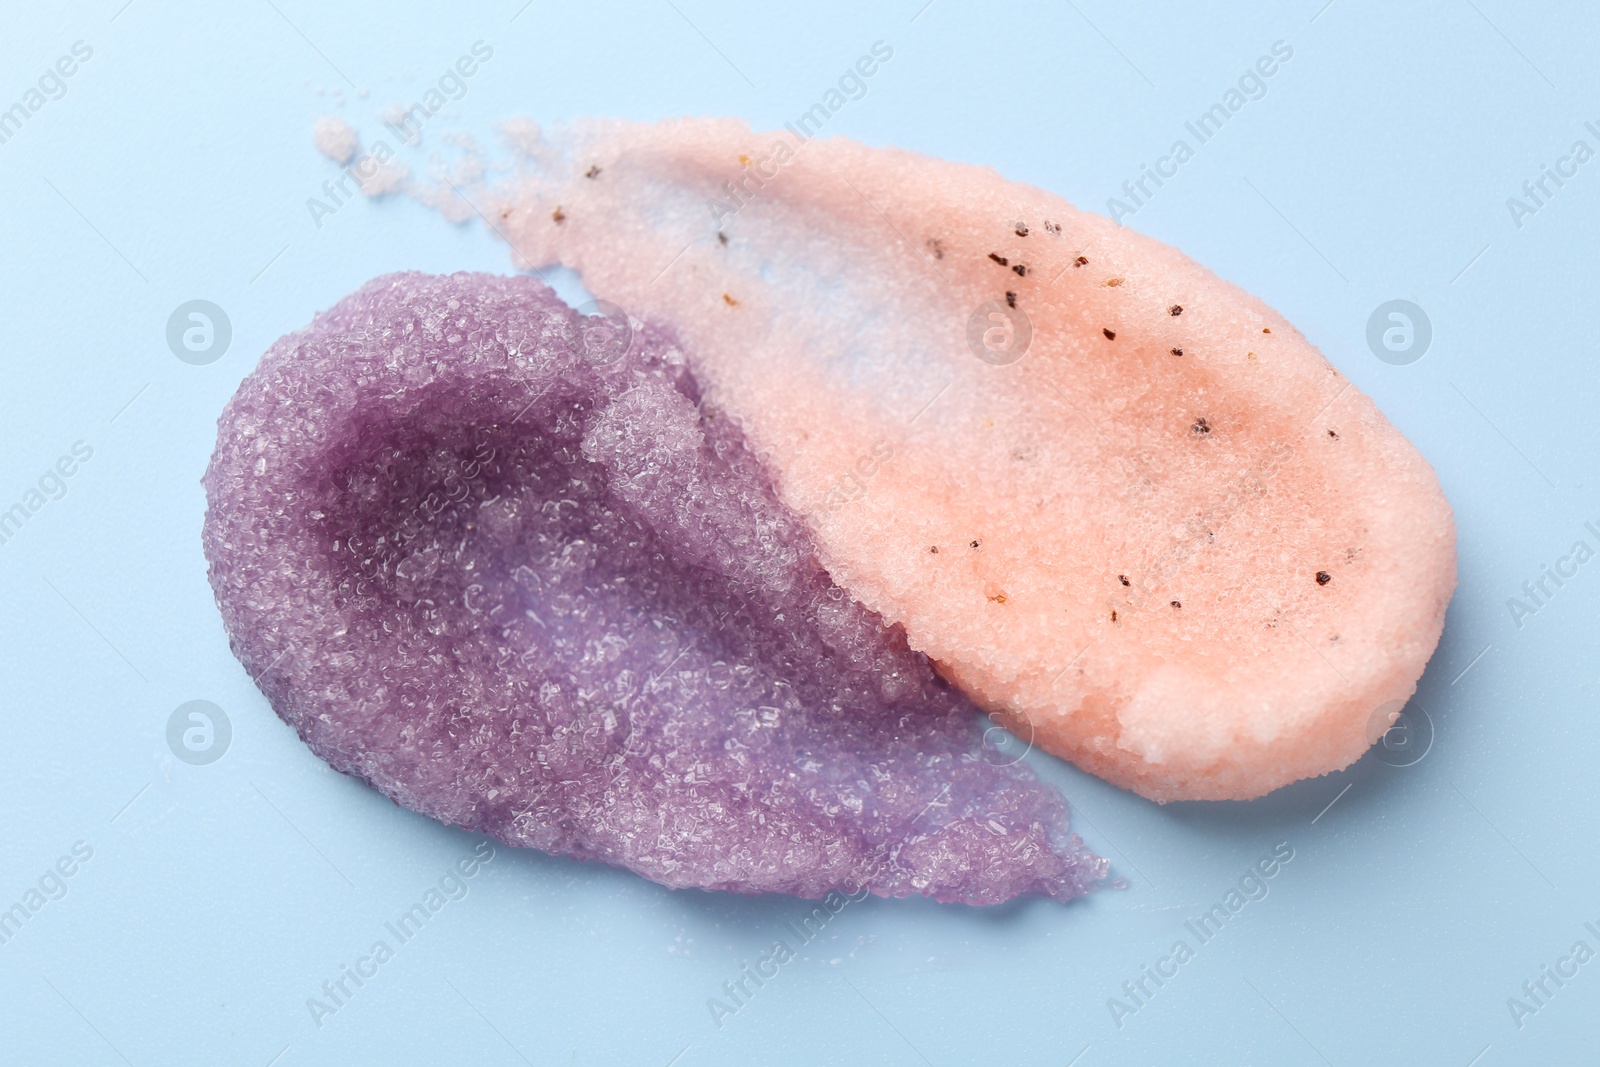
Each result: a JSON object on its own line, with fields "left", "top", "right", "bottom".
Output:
{"left": 432, "top": 118, "right": 1456, "bottom": 802}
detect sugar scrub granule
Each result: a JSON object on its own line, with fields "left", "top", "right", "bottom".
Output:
{"left": 355, "top": 157, "right": 408, "bottom": 198}
{"left": 201, "top": 271, "right": 1106, "bottom": 904}
{"left": 312, "top": 115, "right": 358, "bottom": 164}
{"left": 453, "top": 117, "right": 1456, "bottom": 802}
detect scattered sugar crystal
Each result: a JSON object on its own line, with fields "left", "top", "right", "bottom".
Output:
{"left": 313, "top": 116, "right": 358, "bottom": 164}
{"left": 355, "top": 158, "right": 408, "bottom": 199}
{"left": 202, "top": 272, "right": 1105, "bottom": 903}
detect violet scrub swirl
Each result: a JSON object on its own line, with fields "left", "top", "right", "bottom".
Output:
{"left": 201, "top": 271, "right": 1106, "bottom": 904}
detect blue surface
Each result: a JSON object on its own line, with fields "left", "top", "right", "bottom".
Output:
{"left": 1, "top": 1, "right": 1595, "bottom": 1064}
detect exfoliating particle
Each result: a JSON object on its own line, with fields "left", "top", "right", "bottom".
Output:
{"left": 202, "top": 272, "right": 1105, "bottom": 903}
{"left": 447, "top": 117, "right": 1456, "bottom": 802}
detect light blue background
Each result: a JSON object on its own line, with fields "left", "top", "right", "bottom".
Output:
{"left": 1, "top": 1, "right": 1594, "bottom": 1064}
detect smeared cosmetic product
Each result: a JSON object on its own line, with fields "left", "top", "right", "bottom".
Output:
{"left": 430, "top": 117, "right": 1456, "bottom": 801}
{"left": 202, "top": 271, "right": 1106, "bottom": 902}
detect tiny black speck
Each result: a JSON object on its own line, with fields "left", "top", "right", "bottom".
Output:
{"left": 1169, "top": 305, "right": 1183, "bottom": 316}
{"left": 717, "top": 232, "right": 728, "bottom": 245}
{"left": 1118, "top": 575, "right": 1130, "bottom": 586}
{"left": 1191, "top": 417, "right": 1210, "bottom": 435}
{"left": 585, "top": 165, "right": 602, "bottom": 179}
{"left": 1316, "top": 571, "right": 1332, "bottom": 585}
{"left": 1171, "top": 347, "right": 1183, "bottom": 356}
{"left": 1327, "top": 429, "right": 1339, "bottom": 439}
{"left": 970, "top": 540, "right": 980, "bottom": 549}
{"left": 1111, "top": 610, "right": 1119, "bottom": 622}
{"left": 1171, "top": 600, "right": 1181, "bottom": 609}
{"left": 1006, "top": 291, "right": 1017, "bottom": 308}
{"left": 1015, "top": 224, "right": 1029, "bottom": 236}
{"left": 1012, "top": 263, "right": 1028, "bottom": 276}
{"left": 1074, "top": 256, "right": 1088, "bottom": 267}
{"left": 1103, "top": 328, "right": 1116, "bottom": 340}
{"left": 930, "top": 546, "right": 939, "bottom": 554}
{"left": 988, "top": 253, "right": 1008, "bottom": 266}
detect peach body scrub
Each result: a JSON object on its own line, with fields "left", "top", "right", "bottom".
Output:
{"left": 457, "top": 117, "right": 1456, "bottom": 802}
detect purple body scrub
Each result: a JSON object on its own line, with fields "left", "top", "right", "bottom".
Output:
{"left": 202, "top": 272, "right": 1104, "bottom": 903}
